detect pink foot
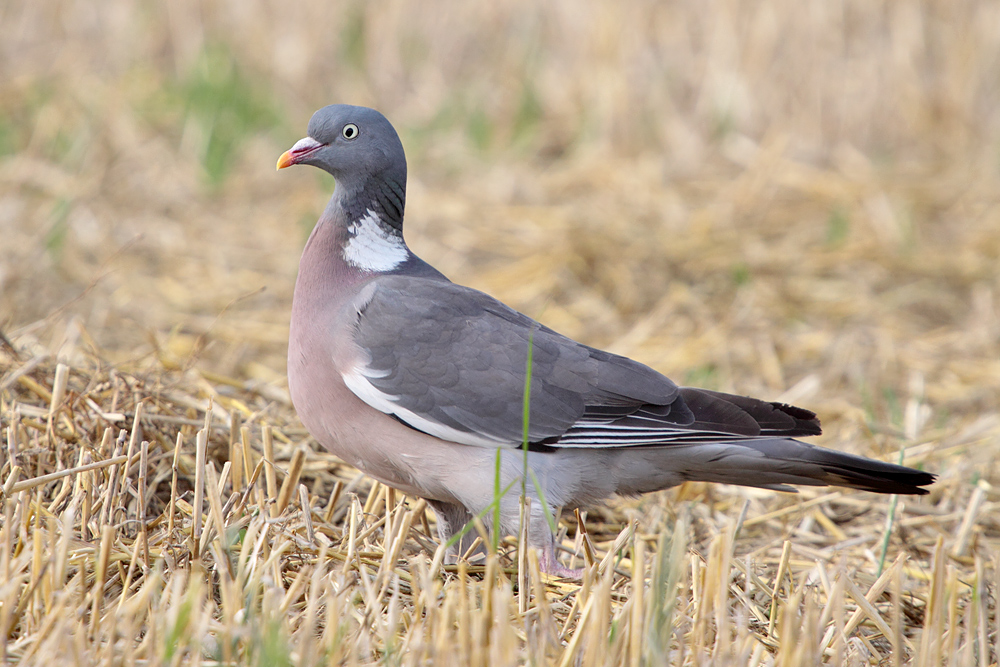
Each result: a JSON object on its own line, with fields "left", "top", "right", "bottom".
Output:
{"left": 540, "top": 548, "right": 584, "bottom": 579}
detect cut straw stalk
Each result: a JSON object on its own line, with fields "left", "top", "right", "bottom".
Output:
{"left": 629, "top": 535, "right": 644, "bottom": 667}
{"left": 574, "top": 508, "right": 596, "bottom": 569}
{"left": 377, "top": 498, "right": 423, "bottom": 601}
{"left": 232, "top": 458, "right": 266, "bottom": 517}
{"left": 363, "top": 479, "right": 383, "bottom": 515}
{"left": 598, "top": 519, "right": 635, "bottom": 574}
{"left": 201, "top": 460, "right": 230, "bottom": 564}
{"left": 229, "top": 410, "right": 242, "bottom": 493}
{"left": 262, "top": 425, "right": 277, "bottom": 517}
{"left": 993, "top": 557, "right": 1000, "bottom": 667}
{"left": 343, "top": 494, "right": 359, "bottom": 575}
{"left": 322, "top": 479, "right": 343, "bottom": 523}
{"left": 2, "top": 466, "right": 22, "bottom": 495}
{"left": 192, "top": 428, "right": 207, "bottom": 560}
{"left": 4, "top": 423, "right": 16, "bottom": 466}
{"left": 47, "top": 362, "right": 68, "bottom": 427}
{"left": 116, "top": 529, "right": 144, "bottom": 613}
{"left": 7, "top": 455, "right": 127, "bottom": 495}
{"left": 89, "top": 524, "right": 114, "bottom": 640}
{"left": 950, "top": 482, "right": 987, "bottom": 558}
{"left": 298, "top": 484, "right": 314, "bottom": 543}
{"left": 98, "top": 430, "right": 126, "bottom": 528}
{"left": 917, "top": 536, "right": 948, "bottom": 666}
{"left": 138, "top": 439, "right": 149, "bottom": 566}
{"left": 167, "top": 431, "right": 182, "bottom": 535}
{"left": 767, "top": 540, "right": 792, "bottom": 636}
{"left": 118, "top": 400, "right": 143, "bottom": 497}
{"left": 274, "top": 446, "right": 306, "bottom": 515}
{"left": 240, "top": 426, "right": 254, "bottom": 495}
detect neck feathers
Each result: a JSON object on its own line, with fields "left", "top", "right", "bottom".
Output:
{"left": 331, "top": 171, "right": 410, "bottom": 273}
{"left": 340, "top": 172, "right": 406, "bottom": 231}
{"left": 342, "top": 209, "right": 409, "bottom": 272}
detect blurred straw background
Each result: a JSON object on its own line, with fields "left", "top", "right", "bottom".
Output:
{"left": 1, "top": 0, "right": 999, "bottom": 664}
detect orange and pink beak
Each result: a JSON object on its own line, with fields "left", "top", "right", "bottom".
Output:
{"left": 276, "top": 136, "right": 325, "bottom": 170}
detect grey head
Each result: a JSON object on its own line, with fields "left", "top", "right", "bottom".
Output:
{"left": 278, "top": 104, "right": 407, "bottom": 229}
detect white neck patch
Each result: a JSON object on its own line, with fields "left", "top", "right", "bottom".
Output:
{"left": 342, "top": 209, "right": 408, "bottom": 272}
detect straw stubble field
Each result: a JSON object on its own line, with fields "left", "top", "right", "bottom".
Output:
{"left": 1, "top": 0, "right": 999, "bottom": 664}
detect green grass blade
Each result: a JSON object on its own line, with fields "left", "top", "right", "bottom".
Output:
{"left": 877, "top": 447, "right": 907, "bottom": 577}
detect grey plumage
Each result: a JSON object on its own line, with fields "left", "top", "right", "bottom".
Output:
{"left": 279, "top": 104, "right": 934, "bottom": 576}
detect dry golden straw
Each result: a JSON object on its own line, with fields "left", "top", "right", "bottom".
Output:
{"left": 1, "top": 0, "right": 999, "bottom": 663}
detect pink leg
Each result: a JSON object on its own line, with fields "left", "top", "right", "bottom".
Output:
{"left": 539, "top": 543, "right": 584, "bottom": 579}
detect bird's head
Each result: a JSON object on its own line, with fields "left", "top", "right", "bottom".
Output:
{"left": 277, "top": 105, "right": 406, "bottom": 189}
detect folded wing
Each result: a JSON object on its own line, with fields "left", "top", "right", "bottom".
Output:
{"left": 345, "top": 276, "right": 818, "bottom": 449}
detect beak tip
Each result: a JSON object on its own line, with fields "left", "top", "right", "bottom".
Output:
{"left": 276, "top": 150, "right": 294, "bottom": 171}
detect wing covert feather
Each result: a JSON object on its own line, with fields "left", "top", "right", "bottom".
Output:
{"left": 349, "top": 277, "right": 678, "bottom": 446}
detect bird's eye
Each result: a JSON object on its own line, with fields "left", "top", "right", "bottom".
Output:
{"left": 342, "top": 123, "right": 359, "bottom": 140}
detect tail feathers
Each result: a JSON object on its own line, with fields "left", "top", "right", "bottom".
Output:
{"left": 667, "top": 438, "right": 934, "bottom": 496}
{"left": 806, "top": 450, "right": 935, "bottom": 495}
